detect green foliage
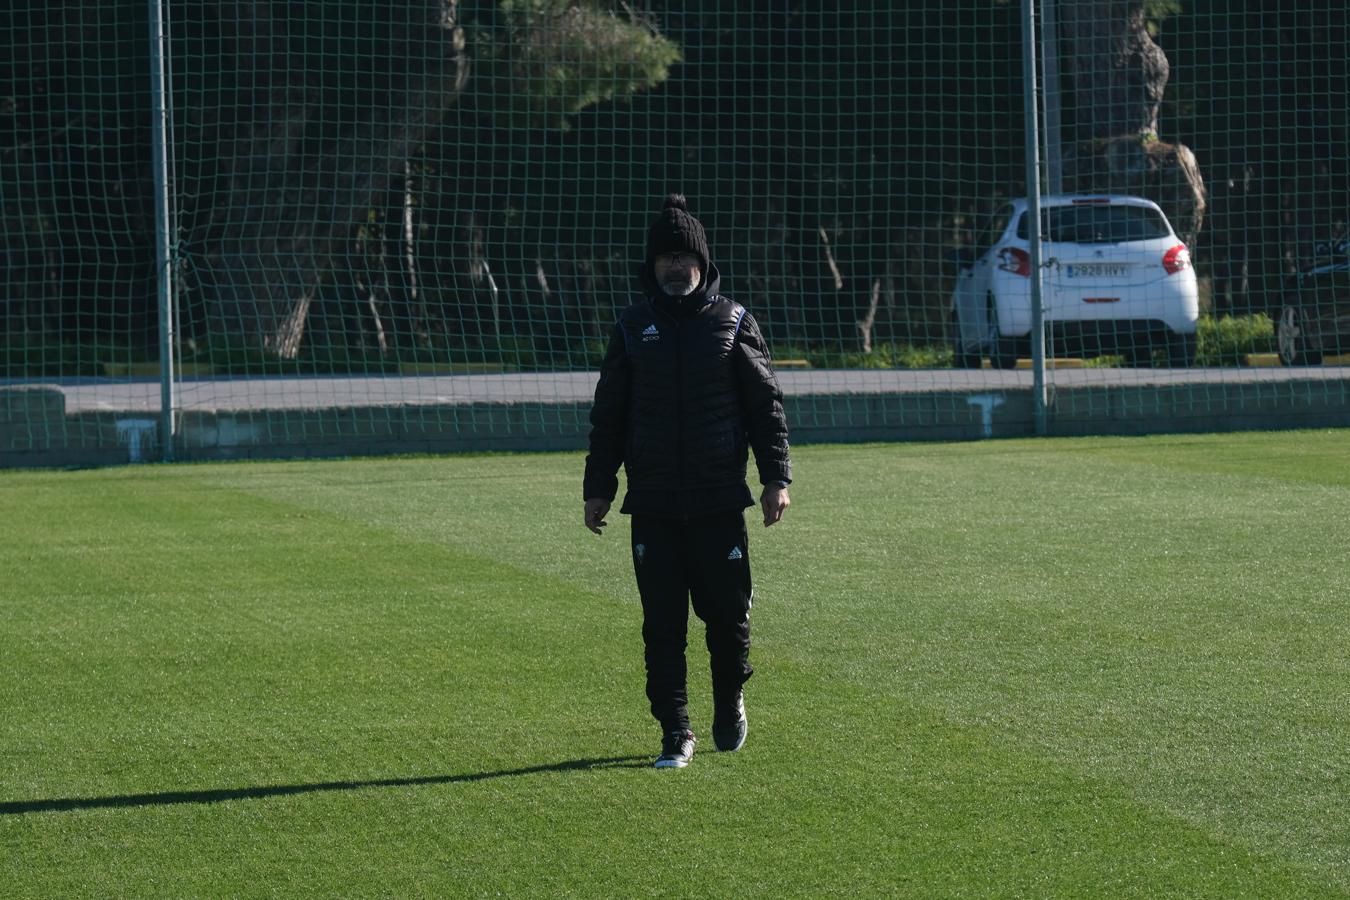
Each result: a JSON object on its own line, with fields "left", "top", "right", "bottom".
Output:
{"left": 1144, "top": 0, "right": 1183, "bottom": 34}
{"left": 1080, "top": 353, "right": 1126, "bottom": 368}
{"left": 183, "top": 333, "right": 401, "bottom": 377}
{"left": 471, "top": 0, "right": 681, "bottom": 131}
{"left": 0, "top": 337, "right": 126, "bottom": 378}
{"left": 782, "top": 342, "right": 954, "bottom": 370}
{"left": 1075, "top": 315, "right": 1275, "bottom": 368}
{"left": 482, "top": 334, "right": 606, "bottom": 371}
{"left": 1196, "top": 313, "right": 1275, "bottom": 366}
{"left": 401, "top": 335, "right": 608, "bottom": 373}
{"left": 0, "top": 315, "right": 1284, "bottom": 379}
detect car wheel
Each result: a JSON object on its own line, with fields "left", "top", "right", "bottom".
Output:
{"left": 1168, "top": 332, "right": 1197, "bottom": 367}
{"left": 992, "top": 337, "right": 1020, "bottom": 370}
{"left": 1277, "top": 305, "right": 1324, "bottom": 366}
{"left": 986, "top": 294, "right": 1020, "bottom": 369}
{"left": 950, "top": 311, "right": 982, "bottom": 369}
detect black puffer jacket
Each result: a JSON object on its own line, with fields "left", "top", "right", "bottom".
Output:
{"left": 584, "top": 262, "right": 792, "bottom": 518}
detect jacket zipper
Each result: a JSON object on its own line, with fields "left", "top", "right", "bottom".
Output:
{"left": 672, "top": 311, "right": 685, "bottom": 517}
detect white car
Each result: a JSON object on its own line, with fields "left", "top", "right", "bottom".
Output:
{"left": 950, "top": 195, "right": 1200, "bottom": 368}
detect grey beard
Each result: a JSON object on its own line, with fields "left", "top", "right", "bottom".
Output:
{"left": 660, "top": 278, "right": 697, "bottom": 297}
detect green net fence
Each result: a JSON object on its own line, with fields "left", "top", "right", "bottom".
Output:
{"left": 3, "top": 1, "right": 1348, "bottom": 465}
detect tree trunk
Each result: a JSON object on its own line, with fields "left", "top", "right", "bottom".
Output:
{"left": 1060, "top": 1, "right": 1168, "bottom": 140}
{"left": 194, "top": 0, "right": 468, "bottom": 359}
{"left": 1060, "top": 1, "right": 1205, "bottom": 248}
{"left": 856, "top": 278, "right": 882, "bottom": 354}
{"left": 402, "top": 160, "right": 433, "bottom": 349}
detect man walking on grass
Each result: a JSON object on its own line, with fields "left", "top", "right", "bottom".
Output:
{"left": 583, "top": 193, "right": 792, "bottom": 769}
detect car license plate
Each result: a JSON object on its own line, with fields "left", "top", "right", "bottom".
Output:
{"left": 1065, "top": 263, "right": 1128, "bottom": 278}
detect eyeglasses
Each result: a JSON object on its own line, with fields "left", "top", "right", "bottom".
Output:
{"left": 655, "top": 252, "right": 700, "bottom": 266}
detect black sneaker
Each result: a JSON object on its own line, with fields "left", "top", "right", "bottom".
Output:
{"left": 654, "top": 729, "right": 696, "bottom": 768}
{"left": 712, "top": 691, "right": 748, "bottom": 752}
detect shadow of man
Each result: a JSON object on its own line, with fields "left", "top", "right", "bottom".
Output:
{"left": 0, "top": 755, "right": 649, "bottom": 816}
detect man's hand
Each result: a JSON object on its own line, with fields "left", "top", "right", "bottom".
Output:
{"left": 760, "top": 484, "right": 790, "bottom": 528}
{"left": 584, "top": 498, "right": 612, "bottom": 535}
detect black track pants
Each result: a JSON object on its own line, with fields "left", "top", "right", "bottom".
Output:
{"left": 630, "top": 511, "right": 754, "bottom": 733}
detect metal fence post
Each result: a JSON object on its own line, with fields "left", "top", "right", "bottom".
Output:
{"left": 1041, "top": 0, "right": 1063, "bottom": 196}
{"left": 148, "top": 0, "right": 177, "bottom": 460}
{"left": 1021, "top": 0, "right": 1049, "bottom": 435}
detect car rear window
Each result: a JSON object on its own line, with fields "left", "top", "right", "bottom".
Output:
{"left": 1016, "top": 204, "right": 1172, "bottom": 243}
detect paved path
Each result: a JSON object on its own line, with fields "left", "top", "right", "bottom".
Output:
{"left": 5, "top": 366, "right": 1350, "bottom": 413}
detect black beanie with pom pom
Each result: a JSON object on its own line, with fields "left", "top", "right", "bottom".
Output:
{"left": 645, "top": 193, "right": 710, "bottom": 267}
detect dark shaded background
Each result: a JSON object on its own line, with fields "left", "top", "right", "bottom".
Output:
{"left": 1, "top": 1, "right": 1345, "bottom": 373}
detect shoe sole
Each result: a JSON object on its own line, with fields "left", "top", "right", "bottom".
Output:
{"left": 653, "top": 758, "right": 690, "bottom": 768}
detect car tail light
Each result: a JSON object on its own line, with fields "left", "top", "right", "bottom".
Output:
{"left": 1162, "top": 244, "right": 1191, "bottom": 274}
{"left": 997, "top": 247, "right": 1031, "bottom": 276}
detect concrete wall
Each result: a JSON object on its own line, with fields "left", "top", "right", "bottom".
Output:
{"left": 3, "top": 380, "right": 1349, "bottom": 469}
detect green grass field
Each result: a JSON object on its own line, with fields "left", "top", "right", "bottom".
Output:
{"left": 2, "top": 432, "right": 1348, "bottom": 897}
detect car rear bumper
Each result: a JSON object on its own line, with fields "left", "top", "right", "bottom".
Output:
{"left": 991, "top": 272, "right": 1199, "bottom": 337}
